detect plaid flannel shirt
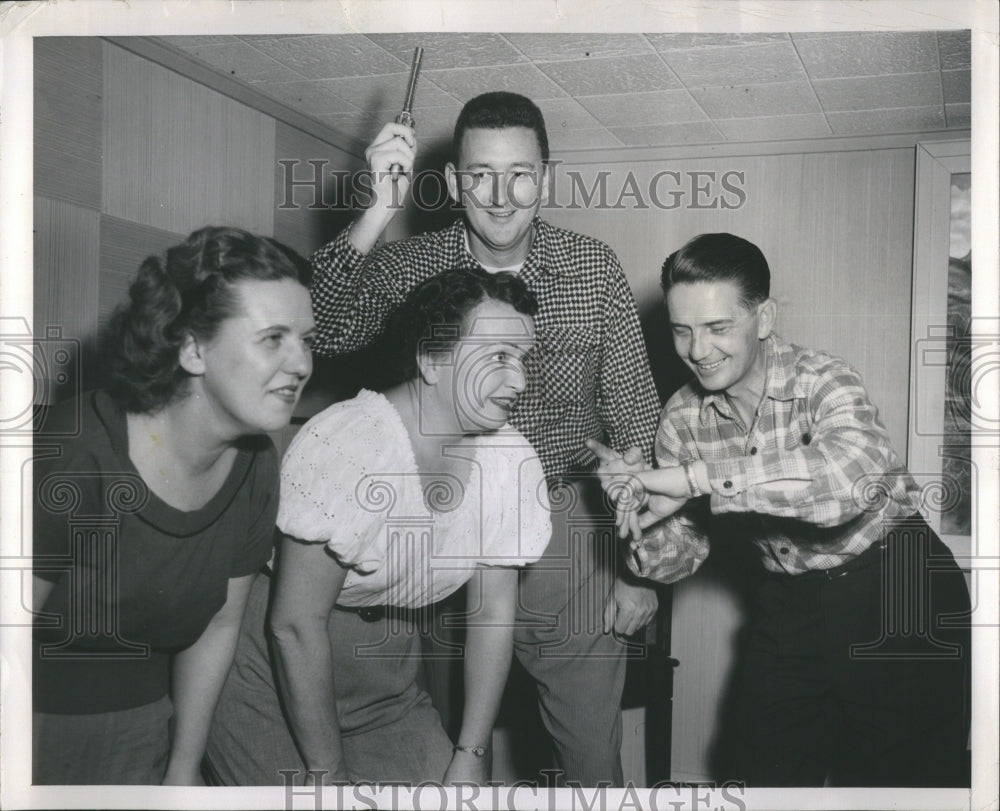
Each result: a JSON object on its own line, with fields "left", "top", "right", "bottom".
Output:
{"left": 309, "top": 216, "right": 662, "bottom": 482}
{"left": 633, "top": 335, "right": 923, "bottom": 579}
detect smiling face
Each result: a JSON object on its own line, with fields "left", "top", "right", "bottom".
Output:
{"left": 666, "top": 280, "right": 774, "bottom": 398}
{"left": 185, "top": 278, "right": 315, "bottom": 436}
{"left": 446, "top": 126, "right": 549, "bottom": 268}
{"left": 427, "top": 298, "right": 535, "bottom": 434}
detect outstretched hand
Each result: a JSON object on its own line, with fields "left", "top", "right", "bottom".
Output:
{"left": 615, "top": 467, "right": 688, "bottom": 540}
{"left": 586, "top": 438, "right": 646, "bottom": 492}
{"left": 585, "top": 439, "right": 649, "bottom": 538}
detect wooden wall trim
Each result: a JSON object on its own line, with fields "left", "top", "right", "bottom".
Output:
{"left": 101, "top": 35, "right": 367, "bottom": 160}
{"left": 553, "top": 128, "right": 972, "bottom": 165}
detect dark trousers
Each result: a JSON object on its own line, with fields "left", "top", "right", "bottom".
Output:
{"left": 734, "top": 516, "right": 971, "bottom": 787}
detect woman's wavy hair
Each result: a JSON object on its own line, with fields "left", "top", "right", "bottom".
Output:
{"left": 105, "top": 226, "right": 311, "bottom": 413}
{"left": 384, "top": 267, "right": 538, "bottom": 386}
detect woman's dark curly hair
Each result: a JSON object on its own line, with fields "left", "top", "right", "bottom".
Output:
{"left": 106, "top": 226, "right": 311, "bottom": 413}
{"left": 384, "top": 267, "right": 537, "bottom": 385}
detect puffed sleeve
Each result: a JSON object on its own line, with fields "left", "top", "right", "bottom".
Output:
{"left": 277, "top": 393, "right": 405, "bottom": 574}
{"left": 476, "top": 428, "right": 551, "bottom": 567}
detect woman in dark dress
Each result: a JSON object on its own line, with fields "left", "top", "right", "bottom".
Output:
{"left": 32, "top": 226, "right": 315, "bottom": 785}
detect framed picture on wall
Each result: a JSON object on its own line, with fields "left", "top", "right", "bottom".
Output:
{"left": 908, "top": 138, "right": 972, "bottom": 562}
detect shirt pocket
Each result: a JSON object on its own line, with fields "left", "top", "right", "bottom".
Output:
{"left": 533, "top": 327, "right": 599, "bottom": 407}
{"left": 781, "top": 400, "right": 814, "bottom": 452}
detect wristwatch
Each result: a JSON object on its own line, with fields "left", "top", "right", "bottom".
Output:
{"left": 453, "top": 743, "right": 488, "bottom": 757}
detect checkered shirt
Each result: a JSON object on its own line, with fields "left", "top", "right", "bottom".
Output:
{"left": 309, "top": 216, "right": 662, "bottom": 482}
{"left": 637, "top": 334, "right": 924, "bottom": 577}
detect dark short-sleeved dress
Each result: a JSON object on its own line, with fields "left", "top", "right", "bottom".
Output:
{"left": 32, "top": 390, "right": 279, "bottom": 784}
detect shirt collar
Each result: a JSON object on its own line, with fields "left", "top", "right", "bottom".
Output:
{"left": 698, "top": 334, "right": 798, "bottom": 424}
{"left": 455, "top": 216, "right": 577, "bottom": 278}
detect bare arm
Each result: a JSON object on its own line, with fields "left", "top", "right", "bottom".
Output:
{"left": 162, "top": 573, "right": 257, "bottom": 785}
{"left": 443, "top": 567, "right": 518, "bottom": 786}
{"left": 268, "top": 535, "right": 349, "bottom": 784}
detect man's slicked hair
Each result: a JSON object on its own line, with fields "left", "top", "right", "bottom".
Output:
{"left": 661, "top": 232, "right": 770, "bottom": 308}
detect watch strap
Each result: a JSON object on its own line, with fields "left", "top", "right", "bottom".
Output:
{"left": 682, "top": 460, "right": 703, "bottom": 498}
{"left": 453, "top": 743, "right": 488, "bottom": 757}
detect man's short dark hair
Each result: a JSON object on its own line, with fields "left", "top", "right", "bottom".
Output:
{"left": 453, "top": 91, "right": 549, "bottom": 163}
{"left": 661, "top": 233, "right": 770, "bottom": 308}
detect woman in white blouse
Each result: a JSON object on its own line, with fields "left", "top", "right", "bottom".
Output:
{"left": 204, "top": 267, "right": 550, "bottom": 786}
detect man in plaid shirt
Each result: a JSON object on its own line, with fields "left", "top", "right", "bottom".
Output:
{"left": 308, "top": 92, "right": 662, "bottom": 785}
{"left": 592, "top": 232, "right": 970, "bottom": 787}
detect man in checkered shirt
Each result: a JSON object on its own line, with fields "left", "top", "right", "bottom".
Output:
{"left": 591, "top": 232, "right": 971, "bottom": 787}
{"left": 308, "top": 92, "right": 662, "bottom": 786}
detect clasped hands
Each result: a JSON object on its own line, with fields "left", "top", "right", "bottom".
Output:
{"left": 585, "top": 439, "right": 696, "bottom": 551}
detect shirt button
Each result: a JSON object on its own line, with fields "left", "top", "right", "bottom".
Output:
{"left": 780, "top": 547, "right": 790, "bottom": 555}
{"left": 750, "top": 447, "right": 758, "bottom": 455}
{"left": 723, "top": 480, "right": 733, "bottom": 489}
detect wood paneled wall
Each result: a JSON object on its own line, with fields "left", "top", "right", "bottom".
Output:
{"left": 272, "top": 121, "right": 361, "bottom": 258}
{"left": 102, "top": 44, "right": 276, "bottom": 236}
{"left": 545, "top": 149, "right": 915, "bottom": 453}
{"left": 34, "top": 37, "right": 103, "bottom": 210}
{"left": 33, "top": 39, "right": 356, "bottom": 400}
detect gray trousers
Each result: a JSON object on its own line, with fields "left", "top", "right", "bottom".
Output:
{"left": 510, "top": 474, "right": 633, "bottom": 786}
{"left": 205, "top": 574, "right": 453, "bottom": 786}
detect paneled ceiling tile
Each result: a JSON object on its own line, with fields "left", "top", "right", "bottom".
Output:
{"left": 942, "top": 69, "right": 971, "bottom": 104}
{"left": 254, "top": 80, "right": 360, "bottom": 115}
{"left": 790, "top": 31, "right": 856, "bottom": 39}
{"left": 715, "top": 113, "right": 831, "bottom": 141}
{"left": 608, "top": 121, "right": 723, "bottom": 147}
{"left": 247, "top": 35, "right": 408, "bottom": 79}
{"left": 937, "top": 30, "right": 971, "bottom": 71}
{"left": 827, "top": 106, "right": 945, "bottom": 135}
{"left": 945, "top": 103, "right": 970, "bottom": 128}
{"left": 663, "top": 41, "right": 805, "bottom": 87}
{"left": 646, "top": 33, "right": 788, "bottom": 50}
{"left": 793, "top": 31, "right": 938, "bottom": 79}
{"left": 365, "top": 33, "right": 526, "bottom": 71}
{"left": 691, "top": 80, "right": 818, "bottom": 119}
{"left": 315, "top": 74, "right": 456, "bottom": 113}
{"left": 549, "top": 127, "right": 625, "bottom": 152}
{"left": 313, "top": 111, "right": 383, "bottom": 144}
{"left": 425, "top": 64, "right": 566, "bottom": 102}
{"left": 578, "top": 89, "right": 706, "bottom": 128}
{"left": 536, "top": 98, "right": 604, "bottom": 131}
{"left": 176, "top": 41, "right": 304, "bottom": 84}
{"left": 812, "top": 72, "right": 942, "bottom": 113}
{"left": 164, "top": 35, "right": 241, "bottom": 47}
{"left": 539, "top": 54, "right": 680, "bottom": 96}
{"left": 504, "top": 33, "right": 654, "bottom": 62}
